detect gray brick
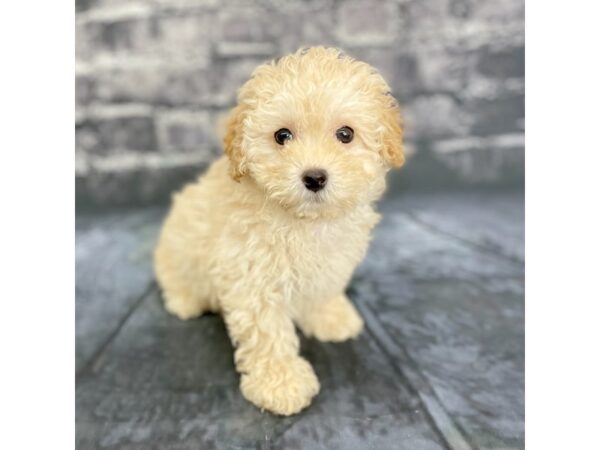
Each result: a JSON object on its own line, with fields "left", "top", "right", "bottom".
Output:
{"left": 400, "top": 0, "right": 523, "bottom": 29}
{"left": 275, "top": 0, "right": 337, "bottom": 53}
{"left": 447, "top": 0, "right": 473, "bottom": 19}
{"left": 76, "top": 0, "right": 98, "bottom": 12}
{"left": 76, "top": 153, "right": 209, "bottom": 208}
{"left": 76, "top": 21, "right": 97, "bottom": 61}
{"left": 209, "top": 57, "right": 268, "bottom": 107}
{"left": 397, "top": 0, "right": 523, "bottom": 52}
{"left": 469, "top": 93, "right": 524, "bottom": 136}
{"left": 335, "top": 0, "right": 400, "bottom": 46}
{"left": 79, "top": 0, "right": 218, "bottom": 13}
{"left": 417, "top": 49, "right": 471, "bottom": 93}
{"left": 216, "top": 42, "right": 277, "bottom": 58}
{"left": 76, "top": 73, "right": 96, "bottom": 106}
{"left": 390, "top": 54, "right": 424, "bottom": 99}
{"left": 215, "top": 6, "right": 286, "bottom": 58}
{"left": 294, "top": 1, "right": 337, "bottom": 47}
{"left": 74, "top": 0, "right": 525, "bottom": 207}
{"left": 350, "top": 49, "right": 422, "bottom": 99}
{"left": 76, "top": 104, "right": 157, "bottom": 155}
{"left": 78, "top": 12, "right": 211, "bottom": 65}
{"left": 348, "top": 48, "right": 396, "bottom": 85}
{"left": 399, "top": 0, "right": 450, "bottom": 29}
{"left": 218, "top": 7, "right": 275, "bottom": 43}
{"left": 403, "top": 94, "right": 472, "bottom": 140}
{"left": 477, "top": 44, "right": 524, "bottom": 79}
{"left": 82, "top": 62, "right": 212, "bottom": 106}
{"left": 432, "top": 133, "right": 524, "bottom": 183}
{"left": 156, "top": 110, "right": 217, "bottom": 153}
{"left": 472, "top": 0, "right": 524, "bottom": 24}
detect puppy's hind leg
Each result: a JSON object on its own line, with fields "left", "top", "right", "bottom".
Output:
{"left": 154, "top": 246, "right": 217, "bottom": 320}
{"left": 295, "top": 293, "right": 364, "bottom": 342}
{"left": 161, "top": 285, "right": 215, "bottom": 320}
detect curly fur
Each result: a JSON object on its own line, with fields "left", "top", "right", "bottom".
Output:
{"left": 154, "top": 47, "right": 405, "bottom": 415}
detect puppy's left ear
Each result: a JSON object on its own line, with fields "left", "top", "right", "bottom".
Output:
{"left": 223, "top": 104, "right": 249, "bottom": 181}
{"left": 380, "top": 97, "right": 406, "bottom": 169}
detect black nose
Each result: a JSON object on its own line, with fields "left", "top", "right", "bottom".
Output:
{"left": 302, "top": 169, "right": 328, "bottom": 192}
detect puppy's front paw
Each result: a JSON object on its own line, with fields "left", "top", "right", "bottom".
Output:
{"left": 240, "top": 357, "right": 320, "bottom": 416}
{"left": 301, "top": 294, "right": 364, "bottom": 342}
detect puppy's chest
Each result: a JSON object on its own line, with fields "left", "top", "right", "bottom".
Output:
{"left": 273, "top": 219, "right": 372, "bottom": 297}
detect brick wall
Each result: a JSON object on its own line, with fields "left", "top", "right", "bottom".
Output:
{"left": 76, "top": 0, "right": 524, "bottom": 208}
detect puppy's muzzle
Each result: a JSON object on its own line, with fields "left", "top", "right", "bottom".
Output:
{"left": 302, "top": 169, "right": 328, "bottom": 192}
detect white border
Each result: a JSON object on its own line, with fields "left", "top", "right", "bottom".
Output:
{"left": 0, "top": 2, "right": 74, "bottom": 449}
{"left": 2, "top": 1, "right": 600, "bottom": 448}
{"left": 527, "top": 1, "right": 600, "bottom": 448}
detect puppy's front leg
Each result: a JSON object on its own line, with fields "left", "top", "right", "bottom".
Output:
{"left": 222, "top": 298, "right": 320, "bottom": 415}
{"left": 296, "top": 294, "right": 364, "bottom": 343}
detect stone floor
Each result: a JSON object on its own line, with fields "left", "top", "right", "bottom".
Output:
{"left": 76, "top": 189, "right": 524, "bottom": 450}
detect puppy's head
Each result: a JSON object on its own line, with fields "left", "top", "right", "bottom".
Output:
{"left": 224, "top": 47, "right": 405, "bottom": 219}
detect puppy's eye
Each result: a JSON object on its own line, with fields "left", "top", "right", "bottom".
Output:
{"left": 274, "top": 128, "right": 293, "bottom": 145}
{"left": 335, "top": 126, "right": 354, "bottom": 144}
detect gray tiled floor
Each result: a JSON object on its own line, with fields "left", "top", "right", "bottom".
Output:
{"left": 76, "top": 190, "right": 524, "bottom": 450}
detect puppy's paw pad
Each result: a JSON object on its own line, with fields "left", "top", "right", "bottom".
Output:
{"left": 240, "top": 357, "right": 320, "bottom": 416}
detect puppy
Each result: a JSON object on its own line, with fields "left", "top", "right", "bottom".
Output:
{"left": 154, "top": 47, "right": 405, "bottom": 416}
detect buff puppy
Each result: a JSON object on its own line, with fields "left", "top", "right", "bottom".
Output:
{"left": 154, "top": 47, "right": 405, "bottom": 415}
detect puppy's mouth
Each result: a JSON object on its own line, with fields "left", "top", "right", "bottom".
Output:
{"left": 307, "top": 190, "right": 325, "bottom": 203}
{"left": 279, "top": 188, "right": 328, "bottom": 218}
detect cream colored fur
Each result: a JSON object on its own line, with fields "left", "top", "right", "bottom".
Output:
{"left": 154, "top": 47, "right": 405, "bottom": 416}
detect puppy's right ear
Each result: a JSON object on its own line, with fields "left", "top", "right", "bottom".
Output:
{"left": 223, "top": 104, "right": 248, "bottom": 182}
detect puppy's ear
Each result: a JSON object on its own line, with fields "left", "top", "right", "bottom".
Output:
{"left": 223, "top": 104, "right": 249, "bottom": 181}
{"left": 380, "top": 97, "right": 406, "bottom": 169}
